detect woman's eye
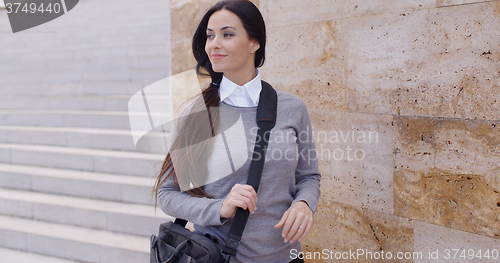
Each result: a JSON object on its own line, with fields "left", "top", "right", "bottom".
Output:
{"left": 206, "top": 34, "right": 214, "bottom": 39}
{"left": 224, "top": 32, "right": 233, "bottom": 37}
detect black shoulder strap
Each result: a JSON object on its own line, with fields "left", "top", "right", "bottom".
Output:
{"left": 221, "top": 81, "right": 277, "bottom": 260}
{"left": 172, "top": 81, "right": 278, "bottom": 261}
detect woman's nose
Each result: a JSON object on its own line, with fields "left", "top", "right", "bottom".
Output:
{"left": 211, "top": 36, "right": 221, "bottom": 50}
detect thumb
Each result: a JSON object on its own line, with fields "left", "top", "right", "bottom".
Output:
{"left": 274, "top": 210, "right": 289, "bottom": 229}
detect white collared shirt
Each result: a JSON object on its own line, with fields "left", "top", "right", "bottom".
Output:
{"left": 219, "top": 69, "right": 262, "bottom": 107}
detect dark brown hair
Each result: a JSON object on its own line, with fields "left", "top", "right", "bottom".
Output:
{"left": 153, "top": 0, "right": 267, "bottom": 202}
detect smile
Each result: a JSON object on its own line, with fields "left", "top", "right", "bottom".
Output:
{"left": 211, "top": 54, "right": 227, "bottom": 60}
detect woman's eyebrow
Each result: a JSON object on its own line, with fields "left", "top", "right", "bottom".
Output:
{"left": 206, "top": 26, "right": 237, "bottom": 31}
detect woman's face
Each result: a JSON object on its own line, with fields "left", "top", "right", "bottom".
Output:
{"left": 205, "top": 9, "right": 259, "bottom": 79}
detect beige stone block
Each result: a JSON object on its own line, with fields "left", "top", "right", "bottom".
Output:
{"left": 345, "top": 9, "right": 426, "bottom": 115}
{"left": 260, "top": 0, "right": 434, "bottom": 28}
{"left": 437, "top": 0, "right": 493, "bottom": 7}
{"left": 343, "top": 0, "right": 435, "bottom": 19}
{"left": 170, "top": 70, "right": 202, "bottom": 115}
{"left": 169, "top": 38, "right": 210, "bottom": 106}
{"left": 394, "top": 116, "right": 500, "bottom": 239}
{"left": 495, "top": 0, "right": 500, "bottom": 14}
{"left": 414, "top": 220, "right": 500, "bottom": 262}
{"left": 311, "top": 110, "right": 395, "bottom": 213}
{"left": 259, "top": 0, "right": 344, "bottom": 28}
{"left": 262, "top": 20, "right": 348, "bottom": 113}
{"left": 171, "top": 0, "right": 219, "bottom": 41}
{"left": 347, "top": 2, "right": 500, "bottom": 120}
{"left": 301, "top": 198, "right": 413, "bottom": 262}
{"left": 171, "top": 38, "right": 196, "bottom": 75}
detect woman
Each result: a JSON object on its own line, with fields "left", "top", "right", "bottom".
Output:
{"left": 154, "top": 0, "right": 321, "bottom": 262}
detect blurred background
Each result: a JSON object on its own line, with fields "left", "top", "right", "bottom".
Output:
{"left": 1, "top": 0, "right": 500, "bottom": 262}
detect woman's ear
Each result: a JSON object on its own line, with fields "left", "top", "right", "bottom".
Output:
{"left": 251, "top": 40, "right": 260, "bottom": 53}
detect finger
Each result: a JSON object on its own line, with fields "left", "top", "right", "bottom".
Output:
{"left": 298, "top": 220, "right": 313, "bottom": 242}
{"left": 281, "top": 214, "right": 297, "bottom": 242}
{"left": 245, "top": 195, "right": 257, "bottom": 214}
{"left": 242, "top": 188, "right": 257, "bottom": 212}
{"left": 285, "top": 216, "right": 303, "bottom": 243}
{"left": 233, "top": 199, "right": 248, "bottom": 211}
{"left": 274, "top": 209, "right": 289, "bottom": 229}
{"left": 290, "top": 218, "right": 310, "bottom": 244}
{"left": 234, "top": 188, "right": 257, "bottom": 213}
{"left": 235, "top": 195, "right": 254, "bottom": 211}
{"left": 233, "top": 185, "right": 257, "bottom": 201}
{"left": 251, "top": 192, "right": 257, "bottom": 213}
{"left": 242, "top": 185, "right": 258, "bottom": 210}
{"left": 289, "top": 225, "right": 305, "bottom": 244}
{"left": 237, "top": 184, "right": 257, "bottom": 199}
{"left": 232, "top": 184, "right": 252, "bottom": 196}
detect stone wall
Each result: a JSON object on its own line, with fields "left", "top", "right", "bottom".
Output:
{"left": 171, "top": 0, "right": 500, "bottom": 262}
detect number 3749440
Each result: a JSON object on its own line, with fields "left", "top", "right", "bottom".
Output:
{"left": 5, "top": 2, "right": 63, "bottom": 14}
{"left": 436, "top": 249, "right": 499, "bottom": 260}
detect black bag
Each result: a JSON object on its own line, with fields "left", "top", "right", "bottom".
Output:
{"left": 150, "top": 81, "right": 278, "bottom": 263}
{"left": 150, "top": 219, "right": 224, "bottom": 263}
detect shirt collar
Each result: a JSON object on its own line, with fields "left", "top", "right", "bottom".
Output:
{"left": 219, "top": 69, "right": 262, "bottom": 105}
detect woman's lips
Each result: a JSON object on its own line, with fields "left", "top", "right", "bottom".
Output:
{"left": 211, "top": 54, "right": 227, "bottom": 60}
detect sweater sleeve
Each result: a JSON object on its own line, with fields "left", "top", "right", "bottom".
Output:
{"left": 290, "top": 100, "right": 321, "bottom": 213}
{"left": 157, "top": 95, "right": 229, "bottom": 227}
{"left": 157, "top": 171, "right": 228, "bottom": 226}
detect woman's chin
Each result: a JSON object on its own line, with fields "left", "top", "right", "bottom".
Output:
{"left": 211, "top": 66, "right": 225, "bottom": 73}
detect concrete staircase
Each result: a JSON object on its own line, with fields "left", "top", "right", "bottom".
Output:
{"left": 0, "top": 0, "right": 175, "bottom": 262}
{"left": 0, "top": 122, "right": 174, "bottom": 262}
{"left": 0, "top": 247, "right": 80, "bottom": 263}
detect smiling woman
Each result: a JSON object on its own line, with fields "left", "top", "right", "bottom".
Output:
{"left": 205, "top": 9, "right": 260, "bottom": 85}
{"left": 154, "top": 1, "right": 321, "bottom": 262}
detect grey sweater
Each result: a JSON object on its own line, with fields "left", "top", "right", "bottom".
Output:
{"left": 158, "top": 90, "right": 321, "bottom": 263}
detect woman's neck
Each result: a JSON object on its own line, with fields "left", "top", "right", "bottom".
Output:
{"left": 223, "top": 68, "right": 257, "bottom": 86}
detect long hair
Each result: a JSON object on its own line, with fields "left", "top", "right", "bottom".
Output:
{"left": 153, "top": 0, "right": 267, "bottom": 202}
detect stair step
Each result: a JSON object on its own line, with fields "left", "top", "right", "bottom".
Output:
{"left": 0, "top": 125, "right": 171, "bottom": 152}
{"left": 0, "top": 109, "right": 172, "bottom": 130}
{"left": 0, "top": 214, "right": 150, "bottom": 263}
{"left": 0, "top": 143, "right": 164, "bottom": 177}
{"left": 0, "top": 81, "right": 147, "bottom": 96}
{"left": 0, "top": 109, "right": 152, "bottom": 130}
{"left": 0, "top": 68, "right": 168, "bottom": 86}
{"left": 0, "top": 247, "right": 81, "bottom": 263}
{"left": 0, "top": 187, "right": 172, "bottom": 236}
{"left": 0, "top": 163, "right": 155, "bottom": 205}
{"left": 0, "top": 95, "right": 171, "bottom": 111}
{"left": 0, "top": 40, "right": 169, "bottom": 59}
{"left": 0, "top": 126, "right": 136, "bottom": 151}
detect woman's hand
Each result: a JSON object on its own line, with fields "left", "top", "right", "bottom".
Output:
{"left": 274, "top": 201, "right": 313, "bottom": 244}
{"left": 220, "top": 184, "right": 258, "bottom": 219}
